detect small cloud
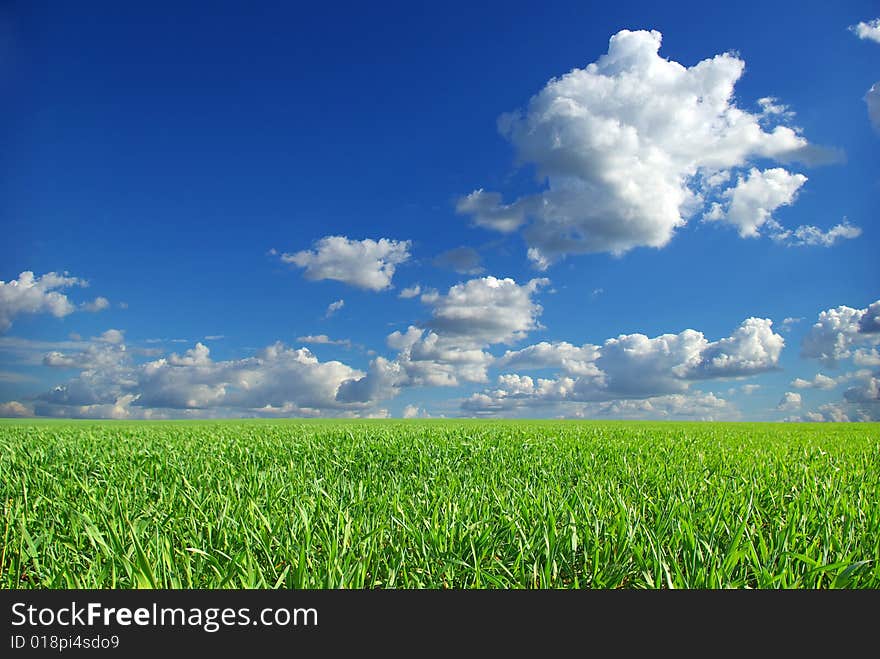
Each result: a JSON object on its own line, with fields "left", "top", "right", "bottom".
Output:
{"left": 325, "top": 299, "right": 344, "bottom": 318}
{"left": 82, "top": 296, "right": 111, "bottom": 312}
{"left": 727, "top": 384, "right": 761, "bottom": 396}
{"left": 757, "top": 97, "right": 794, "bottom": 122}
{"left": 771, "top": 220, "right": 862, "bottom": 247}
{"left": 401, "top": 404, "right": 430, "bottom": 419}
{"left": 776, "top": 391, "right": 802, "bottom": 411}
{"left": 281, "top": 236, "right": 411, "bottom": 291}
{"left": 849, "top": 18, "right": 880, "bottom": 44}
{"left": 419, "top": 288, "right": 439, "bottom": 304}
{"left": 97, "top": 329, "right": 125, "bottom": 344}
{"left": 399, "top": 285, "right": 422, "bottom": 299}
{"left": 118, "top": 302, "right": 129, "bottom": 310}
{"left": 591, "top": 288, "right": 604, "bottom": 299}
{"left": 204, "top": 335, "right": 226, "bottom": 341}
{"left": 297, "top": 334, "right": 352, "bottom": 348}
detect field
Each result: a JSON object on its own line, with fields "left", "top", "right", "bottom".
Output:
{"left": 1, "top": 419, "right": 879, "bottom": 589}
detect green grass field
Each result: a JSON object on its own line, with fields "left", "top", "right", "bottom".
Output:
{"left": 2, "top": 419, "right": 879, "bottom": 588}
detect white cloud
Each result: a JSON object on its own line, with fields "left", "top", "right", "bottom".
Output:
{"left": 401, "top": 404, "right": 430, "bottom": 419}
{"left": 771, "top": 220, "right": 862, "bottom": 247}
{"left": 740, "top": 384, "right": 761, "bottom": 395}
{"left": 463, "top": 387, "right": 734, "bottom": 421}
{"left": 0, "top": 271, "right": 108, "bottom": 332}
{"left": 703, "top": 174, "right": 859, "bottom": 247}
{"left": 690, "top": 318, "right": 785, "bottom": 379}
{"left": 166, "top": 342, "right": 211, "bottom": 366}
{"left": 396, "top": 331, "right": 495, "bottom": 386}
{"left": 799, "top": 394, "right": 878, "bottom": 422}
{"left": 281, "top": 236, "right": 411, "bottom": 291}
{"left": 589, "top": 320, "right": 772, "bottom": 398}
{"left": 0, "top": 401, "right": 33, "bottom": 417}
{"left": 703, "top": 168, "right": 807, "bottom": 238}
{"left": 337, "top": 327, "right": 494, "bottom": 401}
{"left": 41, "top": 329, "right": 127, "bottom": 370}
{"left": 134, "top": 342, "right": 365, "bottom": 412}
{"left": 777, "top": 391, "right": 801, "bottom": 411}
{"left": 791, "top": 373, "right": 838, "bottom": 390}
{"left": 853, "top": 348, "right": 880, "bottom": 367}
{"left": 325, "top": 299, "right": 344, "bottom": 317}
{"left": 588, "top": 392, "right": 734, "bottom": 421}
{"left": 456, "top": 189, "right": 527, "bottom": 233}
{"left": 398, "top": 285, "right": 421, "bottom": 299}
{"left": 82, "top": 296, "right": 110, "bottom": 312}
{"left": 849, "top": 18, "right": 880, "bottom": 43}
{"left": 867, "top": 84, "right": 880, "bottom": 132}
{"left": 457, "top": 29, "right": 821, "bottom": 265}
{"left": 757, "top": 97, "right": 794, "bottom": 121}
{"left": 98, "top": 329, "right": 125, "bottom": 344}
{"left": 803, "top": 403, "right": 852, "bottom": 423}
{"left": 334, "top": 356, "right": 404, "bottom": 403}
{"left": 849, "top": 20, "right": 880, "bottom": 131}
{"left": 28, "top": 334, "right": 388, "bottom": 419}
{"left": 464, "top": 316, "right": 783, "bottom": 416}
{"left": 801, "top": 300, "right": 880, "bottom": 366}
{"left": 297, "top": 334, "right": 352, "bottom": 348}
{"left": 797, "top": 301, "right": 880, "bottom": 421}
{"left": 496, "top": 341, "right": 601, "bottom": 377}
{"left": 432, "top": 246, "right": 484, "bottom": 275}
{"left": 796, "top": 299, "right": 880, "bottom": 418}
{"left": 338, "top": 276, "right": 549, "bottom": 401}
{"left": 425, "top": 276, "right": 549, "bottom": 347}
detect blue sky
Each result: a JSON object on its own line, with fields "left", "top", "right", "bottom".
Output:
{"left": 2, "top": 1, "right": 878, "bottom": 420}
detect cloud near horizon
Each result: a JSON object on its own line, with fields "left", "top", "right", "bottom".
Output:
{"left": 792, "top": 299, "right": 880, "bottom": 421}
{"left": 5, "top": 297, "right": 879, "bottom": 422}
{"left": 460, "top": 316, "right": 785, "bottom": 417}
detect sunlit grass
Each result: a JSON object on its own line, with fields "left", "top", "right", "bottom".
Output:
{"left": 1, "top": 419, "right": 878, "bottom": 588}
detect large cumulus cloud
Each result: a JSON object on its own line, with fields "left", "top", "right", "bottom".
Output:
{"left": 24, "top": 333, "right": 379, "bottom": 419}
{"left": 462, "top": 316, "right": 783, "bottom": 415}
{"left": 795, "top": 299, "right": 880, "bottom": 421}
{"left": 801, "top": 300, "right": 880, "bottom": 366}
{"left": 457, "top": 29, "right": 847, "bottom": 267}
